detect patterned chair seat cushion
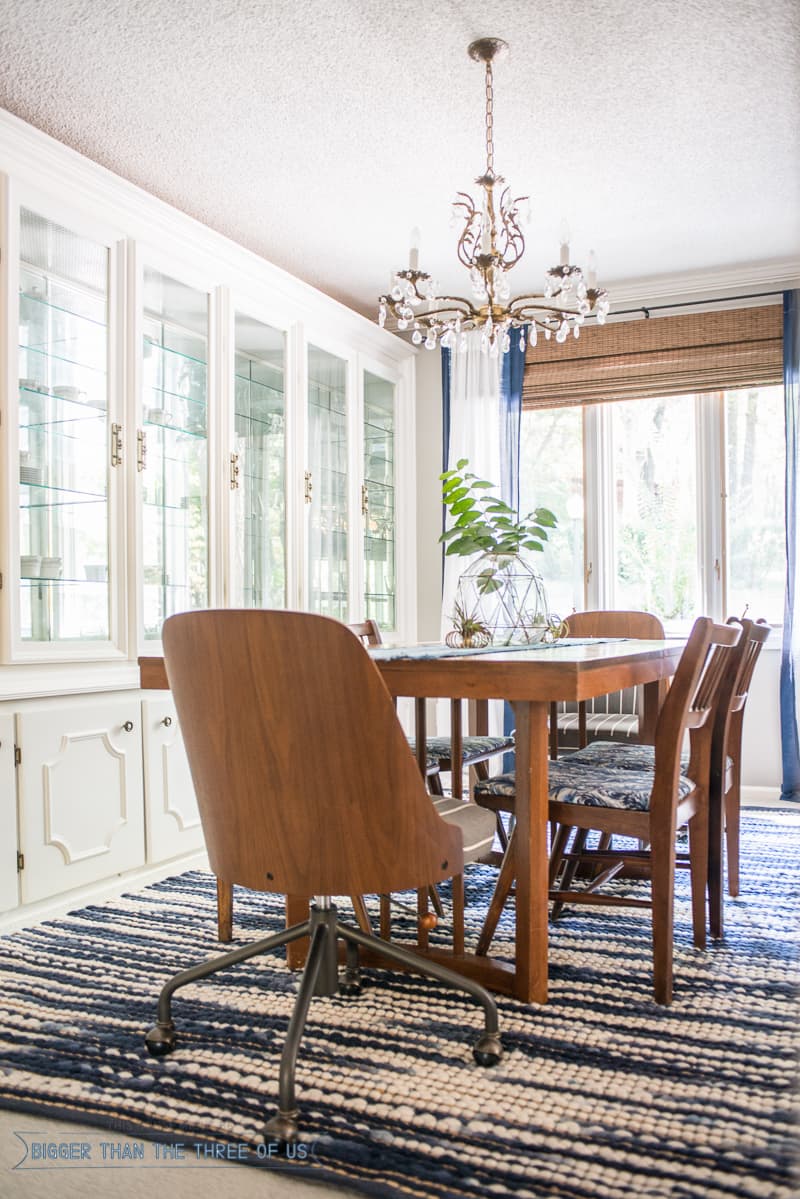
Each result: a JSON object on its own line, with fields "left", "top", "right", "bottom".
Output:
{"left": 566, "top": 740, "right": 732, "bottom": 775}
{"left": 432, "top": 796, "right": 495, "bottom": 863}
{"left": 474, "top": 759, "right": 695, "bottom": 812}
{"left": 408, "top": 734, "right": 515, "bottom": 766}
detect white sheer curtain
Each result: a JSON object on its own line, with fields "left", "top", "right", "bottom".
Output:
{"left": 439, "top": 334, "right": 504, "bottom": 737}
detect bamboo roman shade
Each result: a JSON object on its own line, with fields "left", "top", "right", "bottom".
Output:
{"left": 522, "top": 304, "right": 783, "bottom": 410}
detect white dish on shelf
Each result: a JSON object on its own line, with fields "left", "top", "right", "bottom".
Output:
{"left": 147, "top": 407, "right": 173, "bottom": 425}
{"left": 84, "top": 564, "right": 108, "bottom": 582}
{"left": 20, "top": 465, "right": 44, "bottom": 485}
{"left": 40, "top": 556, "right": 63, "bottom": 579}
{"left": 20, "top": 555, "right": 42, "bottom": 578}
{"left": 53, "top": 385, "right": 83, "bottom": 402}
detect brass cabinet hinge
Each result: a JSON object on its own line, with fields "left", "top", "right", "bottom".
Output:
{"left": 136, "top": 428, "right": 147, "bottom": 472}
{"left": 14, "top": 745, "right": 21, "bottom": 766}
{"left": 230, "top": 452, "right": 240, "bottom": 490}
{"left": 361, "top": 483, "right": 369, "bottom": 517}
{"left": 304, "top": 470, "right": 313, "bottom": 504}
{"left": 16, "top": 852, "right": 24, "bottom": 872}
{"left": 0, "top": 571, "right": 3, "bottom": 591}
{"left": 111, "top": 422, "right": 123, "bottom": 467}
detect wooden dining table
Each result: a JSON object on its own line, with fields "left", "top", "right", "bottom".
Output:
{"left": 140, "top": 635, "right": 681, "bottom": 1006}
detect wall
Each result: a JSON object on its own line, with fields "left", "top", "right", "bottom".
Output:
{"left": 415, "top": 349, "right": 444, "bottom": 641}
{"left": 414, "top": 353, "right": 783, "bottom": 797}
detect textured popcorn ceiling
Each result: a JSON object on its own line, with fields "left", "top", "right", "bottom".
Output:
{"left": 0, "top": 0, "right": 798, "bottom": 317}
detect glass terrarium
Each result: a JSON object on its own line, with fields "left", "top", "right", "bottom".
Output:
{"left": 451, "top": 553, "right": 551, "bottom": 646}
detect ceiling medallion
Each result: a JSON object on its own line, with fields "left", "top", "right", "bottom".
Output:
{"left": 378, "top": 37, "right": 610, "bottom": 356}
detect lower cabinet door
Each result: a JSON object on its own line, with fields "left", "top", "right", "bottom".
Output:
{"left": 16, "top": 699, "right": 146, "bottom": 905}
{"left": 142, "top": 697, "right": 204, "bottom": 863}
{"left": 0, "top": 716, "right": 19, "bottom": 913}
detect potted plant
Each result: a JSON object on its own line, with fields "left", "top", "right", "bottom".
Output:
{"left": 439, "top": 459, "right": 558, "bottom": 645}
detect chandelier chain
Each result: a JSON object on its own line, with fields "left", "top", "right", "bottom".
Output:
{"left": 485, "top": 60, "right": 494, "bottom": 175}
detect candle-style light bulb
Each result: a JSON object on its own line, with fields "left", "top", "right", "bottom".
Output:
{"left": 587, "top": 250, "right": 598, "bottom": 288}
{"left": 559, "top": 218, "right": 571, "bottom": 266}
{"left": 409, "top": 227, "right": 421, "bottom": 271}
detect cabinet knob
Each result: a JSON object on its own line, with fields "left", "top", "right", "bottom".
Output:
{"left": 122, "top": 720, "right": 134, "bottom": 732}
{"left": 161, "top": 716, "right": 173, "bottom": 727}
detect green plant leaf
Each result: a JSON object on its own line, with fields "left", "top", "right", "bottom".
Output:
{"left": 439, "top": 469, "right": 458, "bottom": 480}
{"left": 446, "top": 536, "right": 482, "bottom": 555}
{"left": 455, "top": 511, "right": 480, "bottom": 526}
{"left": 444, "top": 486, "right": 469, "bottom": 504}
{"left": 470, "top": 480, "right": 495, "bottom": 489}
{"left": 439, "top": 527, "right": 464, "bottom": 541}
{"left": 450, "top": 497, "right": 477, "bottom": 515}
{"left": 522, "top": 539, "right": 544, "bottom": 552}
{"left": 456, "top": 457, "right": 469, "bottom": 470}
{"left": 535, "top": 508, "right": 558, "bottom": 527}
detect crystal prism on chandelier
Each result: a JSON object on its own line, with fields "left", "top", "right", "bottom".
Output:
{"left": 377, "top": 37, "right": 611, "bottom": 356}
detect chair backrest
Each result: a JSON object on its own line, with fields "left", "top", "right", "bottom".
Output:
{"left": 558, "top": 611, "right": 666, "bottom": 722}
{"left": 565, "top": 610, "right": 665, "bottom": 640}
{"left": 650, "top": 617, "right": 741, "bottom": 819}
{"left": 347, "top": 619, "right": 383, "bottom": 647}
{"left": 162, "top": 610, "right": 462, "bottom": 896}
{"left": 712, "top": 617, "right": 771, "bottom": 779}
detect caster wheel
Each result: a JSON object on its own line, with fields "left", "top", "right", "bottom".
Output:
{"left": 473, "top": 1030, "right": 503, "bottom": 1067}
{"left": 338, "top": 970, "right": 362, "bottom": 998}
{"left": 263, "top": 1109, "right": 299, "bottom": 1144}
{"left": 418, "top": 912, "right": 438, "bottom": 931}
{"left": 145, "top": 1022, "right": 177, "bottom": 1057}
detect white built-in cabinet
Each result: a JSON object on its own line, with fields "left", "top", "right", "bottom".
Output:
{"left": 0, "top": 111, "right": 416, "bottom": 925}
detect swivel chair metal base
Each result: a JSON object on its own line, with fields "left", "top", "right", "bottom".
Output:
{"left": 145, "top": 898, "right": 502, "bottom": 1142}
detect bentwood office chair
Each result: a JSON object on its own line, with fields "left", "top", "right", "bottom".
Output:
{"left": 144, "top": 611, "right": 502, "bottom": 1141}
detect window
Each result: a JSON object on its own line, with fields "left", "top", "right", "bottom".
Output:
{"left": 520, "top": 384, "right": 785, "bottom": 630}
{"left": 519, "top": 406, "right": 584, "bottom": 618}
{"left": 611, "top": 394, "right": 699, "bottom": 623}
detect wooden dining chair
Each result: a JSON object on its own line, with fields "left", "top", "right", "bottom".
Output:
{"left": 146, "top": 610, "right": 502, "bottom": 1142}
{"left": 549, "top": 610, "right": 666, "bottom": 759}
{"left": 538, "top": 617, "right": 769, "bottom": 935}
{"left": 473, "top": 617, "right": 741, "bottom": 1004}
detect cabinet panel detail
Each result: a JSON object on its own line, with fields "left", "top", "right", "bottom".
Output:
{"left": 42, "top": 730, "right": 128, "bottom": 863}
{"left": 16, "top": 700, "right": 145, "bottom": 904}
{"left": 142, "top": 697, "right": 203, "bottom": 864}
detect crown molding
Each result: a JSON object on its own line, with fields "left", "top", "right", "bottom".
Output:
{"left": 0, "top": 108, "right": 412, "bottom": 364}
{"left": 606, "top": 258, "right": 800, "bottom": 313}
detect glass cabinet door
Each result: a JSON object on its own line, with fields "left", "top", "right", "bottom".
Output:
{"left": 307, "top": 345, "right": 348, "bottom": 618}
{"left": 141, "top": 268, "right": 209, "bottom": 640}
{"left": 232, "top": 313, "right": 286, "bottom": 607}
{"left": 363, "top": 371, "right": 397, "bottom": 631}
{"left": 17, "top": 208, "right": 111, "bottom": 645}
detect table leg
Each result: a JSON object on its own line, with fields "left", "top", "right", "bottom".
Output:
{"left": 415, "top": 698, "right": 428, "bottom": 778}
{"left": 286, "top": 894, "right": 310, "bottom": 969}
{"left": 640, "top": 679, "right": 665, "bottom": 744}
{"left": 450, "top": 698, "right": 463, "bottom": 799}
{"left": 512, "top": 699, "right": 550, "bottom": 1004}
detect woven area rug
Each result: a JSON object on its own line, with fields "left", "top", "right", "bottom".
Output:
{"left": 0, "top": 809, "right": 798, "bottom": 1198}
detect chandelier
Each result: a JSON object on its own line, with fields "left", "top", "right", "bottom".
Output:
{"left": 378, "top": 37, "right": 610, "bottom": 356}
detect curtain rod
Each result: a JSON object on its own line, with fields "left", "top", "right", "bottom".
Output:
{"left": 589, "top": 289, "right": 784, "bottom": 320}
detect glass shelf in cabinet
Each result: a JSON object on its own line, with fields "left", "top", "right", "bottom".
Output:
{"left": 20, "top": 343, "right": 107, "bottom": 376}
{"left": 18, "top": 384, "right": 108, "bottom": 415}
{"left": 143, "top": 337, "right": 208, "bottom": 369}
{"left": 19, "top": 290, "right": 107, "bottom": 330}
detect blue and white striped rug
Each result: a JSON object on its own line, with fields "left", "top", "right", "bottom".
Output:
{"left": 0, "top": 809, "right": 798, "bottom": 1198}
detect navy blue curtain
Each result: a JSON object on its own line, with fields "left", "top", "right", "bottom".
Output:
{"left": 499, "top": 327, "right": 526, "bottom": 514}
{"left": 781, "top": 291, "right": 799, "bottom": 802}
